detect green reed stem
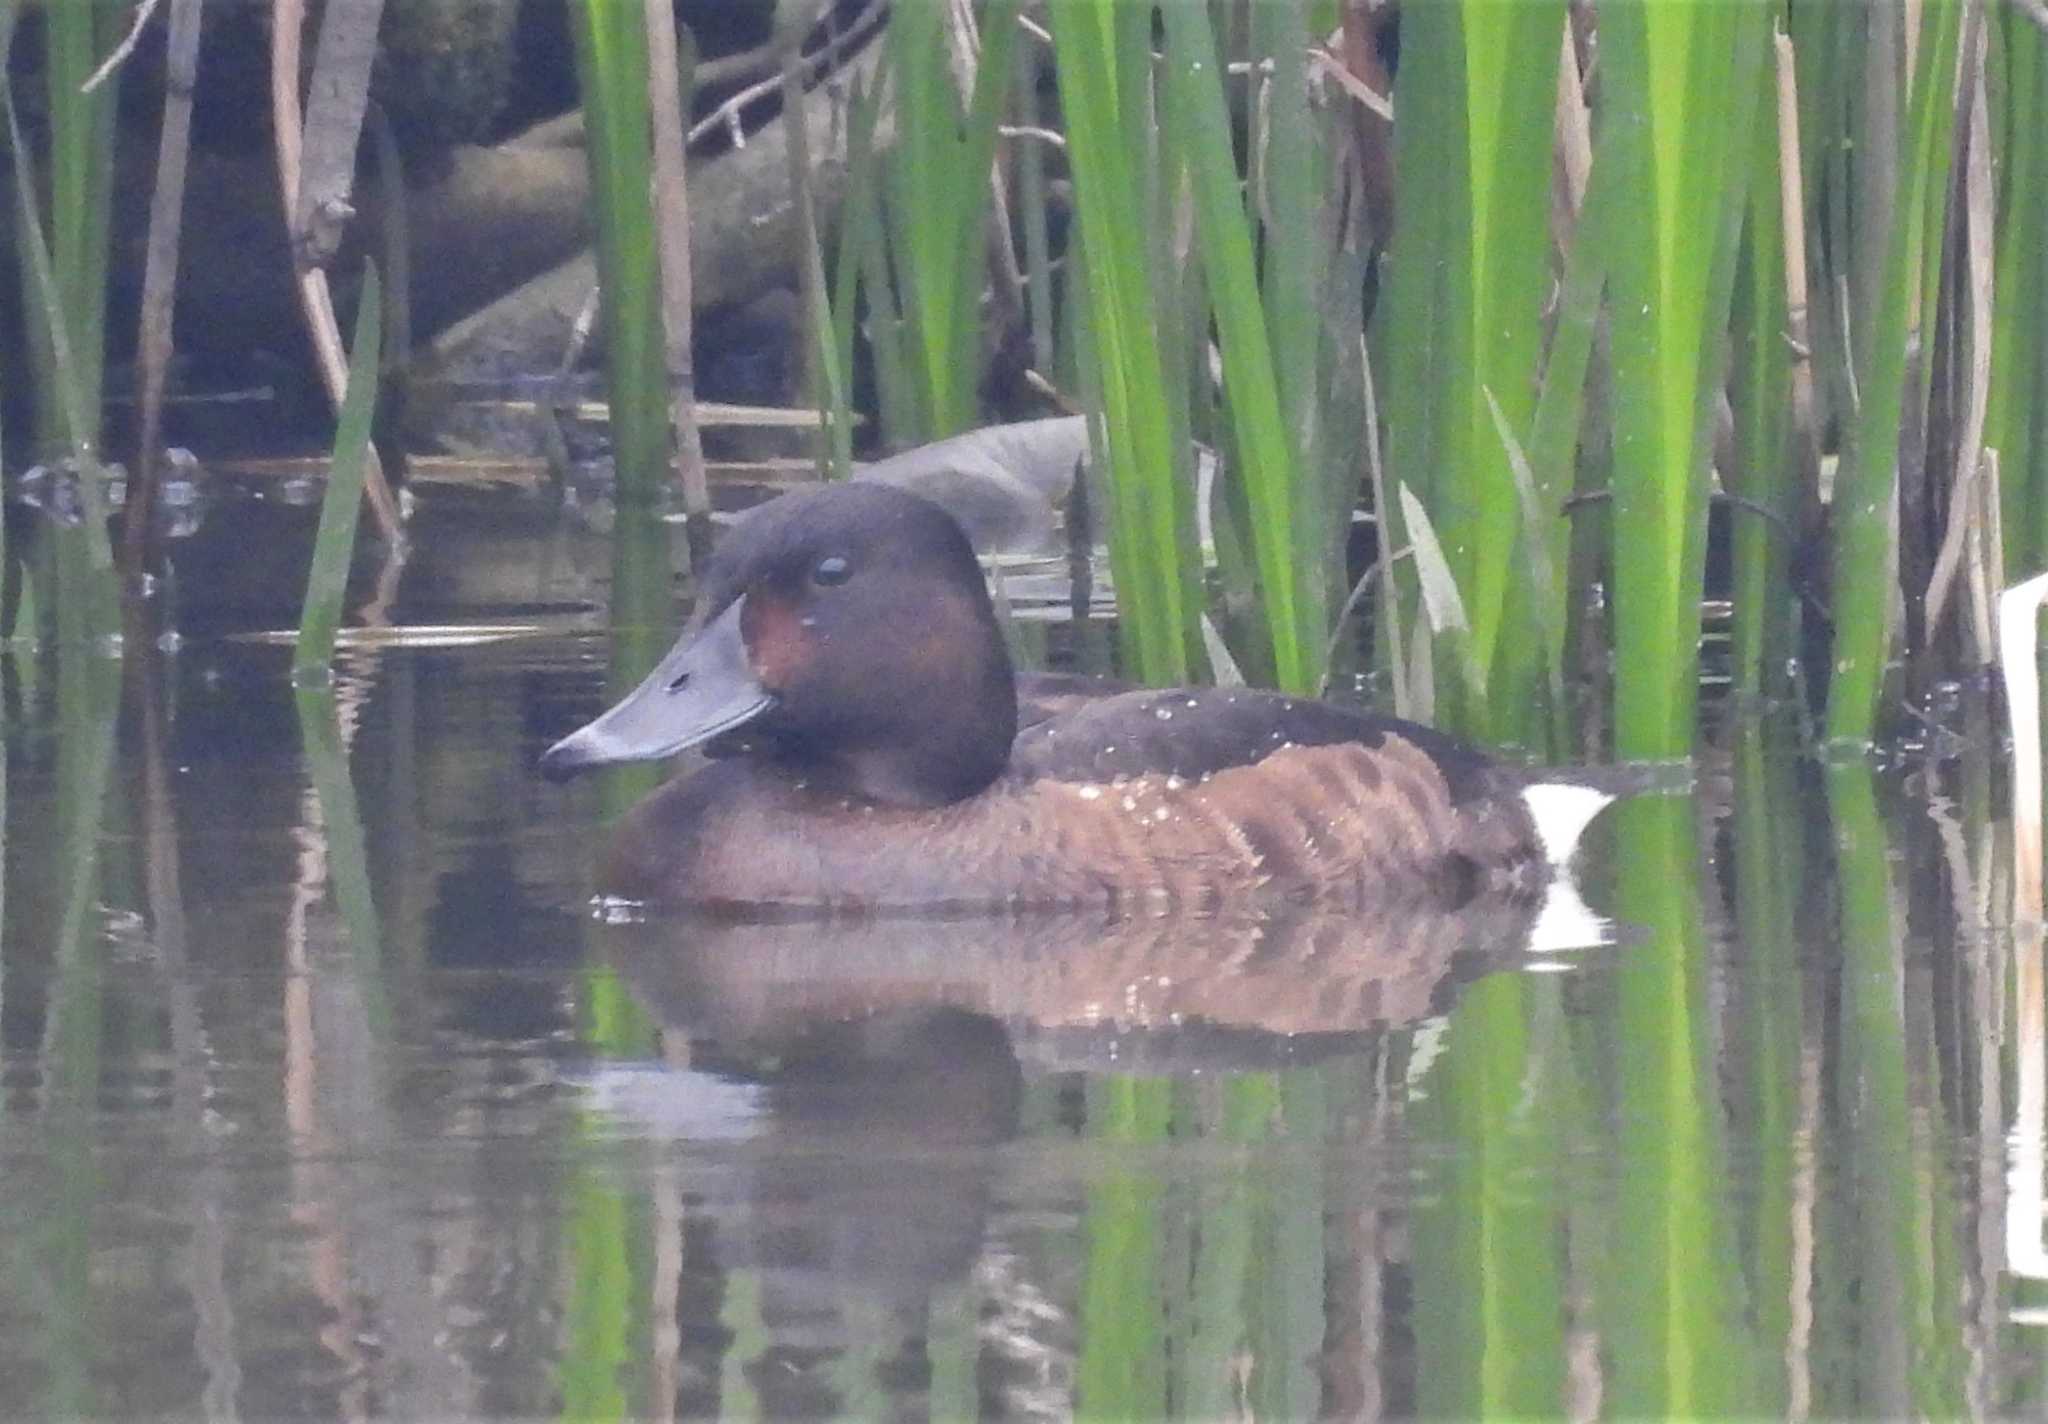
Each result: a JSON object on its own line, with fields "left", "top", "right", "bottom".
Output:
{"left": 569, "top": 0, "right": 667, "bottom": 504}
{"left": 1728, "top": 87, "right": 1795, "bottom": 702}
{"left": 1599, "top": 0, "right": 1770, "bottom": 759}
{"left": 1159, "top": 5, "right": 1317, "bottom": 692}
{"left": 1988, "top": 10, "right": 2048, "bottom": 570}
{"left": 1824, "top": 0, "right": 1963, "bottom": 746}
{"left": 882, "top": 0, "right": 1019, "bottom": 438}
{"left": 1375, "top": 0, "right": 1560, "bottom": 738}
{"left": 1049, "top": 1, "right": 1195, "bottom": 684}
{"left": 296, "top": 263, "right": 382, "bottom": 679}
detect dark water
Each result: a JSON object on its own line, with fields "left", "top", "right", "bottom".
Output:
{"left": 3, "top": 482, "right": 2047, "bottom": 1420}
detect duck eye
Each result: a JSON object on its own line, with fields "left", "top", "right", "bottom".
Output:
{"left": 811, "top": 554, "right": 852, "bottom": 587}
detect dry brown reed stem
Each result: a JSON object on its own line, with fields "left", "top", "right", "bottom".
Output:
{"left": 1926, "top": 15, "right": 1997, "bottom": 652}
{"left": 269, "top": 0, "right": 404, "bottom": 546}
{"left": 124, "top": 0, "right": 204, "bottom": 573}
{"left": 2013, "top": 933, "right": 2048, "bottom": 1281}
{"left": 2000, "top": 563, "right": 2048, "bottom": 922}
{"left": 1360, "top": 337, "right": 1407, "bottom": 716}
{"left": 1967, "top": 453, "right": 2000, "bottom": 659}
{"left": 1774, "top": 31, "right": 1823, "bottom": 518}
{"left": 684, "top": 2, "right": 885, "bottom": 151}
{"left": 643, "top": 0, "right": 710, "bottom": 518}
{"left": 1553, "top": 24, "right": 1590, "bottom": 232}
{"left": 1928, "top": 451, "right": 1989, "bottom": 654}
{"left": 948, "top": 0, "right": 1027, "bottom": 324}
{"left": 81, "top": 0, "right": 160, "bottom": 92}
{"left": 1311, "top": 44, "right": 1394, "bottom": 121}
{"left": 780, "top": 49, "right": 834, "bottom": 477}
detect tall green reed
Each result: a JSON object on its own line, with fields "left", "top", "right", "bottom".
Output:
{"left": 818, "top": 4, "right": 1017, "bottom": 456}
{"left": 1046, "top": 1, "right": 1199, "bottom": 684}
{"left": 569, "top": 0, "right": 668, "bottom": 506}
{"left": 884, "top": 0, "right": 1018, "bottom": 439}
{"left": 3, "top": 7, "right": 120, "bottom": 643}
{"left": 1385, "top": 0, "right": 1564, "bottom": 741}
{"left": 1988, "top": 12, "right": 2048, "bottom": 570}
{"left": 26, "top": 0, "right": 119, "bottom": 446}
{"left": 1725, "top": 39, "right": 1798, "bottom": 703}
{"left": 1030, "top": 2, "right": 1366, "bottom": 692}
{"left": 1158, "top": 4, "right": 1330, "bottom": 693}
{"left": 1823, "top": 0, "right": 1964, "bottom": 747}
{"left": 1597, "top": 1, "right": 1770, "bottom": 759}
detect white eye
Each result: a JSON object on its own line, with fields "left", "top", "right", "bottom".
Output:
{"left": 812, "top": 554, "right": 852, "bottom": 587}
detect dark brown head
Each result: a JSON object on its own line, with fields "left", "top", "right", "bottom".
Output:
{"left": 540, "top": 483, "right": 1018, "bottom": 806}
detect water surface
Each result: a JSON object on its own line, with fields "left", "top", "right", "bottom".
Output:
{"left": 2, "top": 481, "right": 2045, "bottom": 1419}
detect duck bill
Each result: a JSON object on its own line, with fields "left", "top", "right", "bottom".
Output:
{"left": 539, "top": 599, "right": 775, "bottom": 781}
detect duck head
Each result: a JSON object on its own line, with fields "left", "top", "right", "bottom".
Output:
{"left": 540, "top": 483, "right": 1019, "bottom": 807}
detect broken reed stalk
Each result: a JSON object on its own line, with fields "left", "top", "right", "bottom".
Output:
{"left": 292, "top": 0, "right": 383, "bottom": 264}
{"left": 269, "top": 0, "right": 404, "bottom": 546}
{"left": 124, "top": 0, "right": 205, "bottom": 573}
{"left": 642, "top": 0, "right": 711, "bottom": 521}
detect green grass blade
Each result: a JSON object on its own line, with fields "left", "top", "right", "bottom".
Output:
{"left": 1485, "top": 387, "right": 1566, "bottom": 728}
{"left": 3, "top": 91, "right": 97, "bottom": 468}
{"left": 295, "top": 263, "right": 383, "bottom": 679}
{"left": 1727, "top": 83, "right": 1795, "bottom": 701}
{"left": 1374, "top": 0, "right": 1563, "bottom": 736}
{"left": 1159, "top": 5, "right": 1314, "bottom": 691}
{"left": 1399, "top": 482, "right": 1483, "bottom": 704}
{"left": 1049, "top": 2, "right": 1194, "bottom": 684}
{"left": 883, "top": 0, "right": 1019, "bottom": 436}
{"left": 4, "top": 82, "right": 118, "bottom": 612}
{"left": 1451, "top": 0, "right": 1566, "bottom": 721}
{"left": 42, "top": 0, "right": 117, "bottom": 433}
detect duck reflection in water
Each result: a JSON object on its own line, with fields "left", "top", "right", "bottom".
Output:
{"left": 580, "top": 881, "right": 1612, "bottom": 1416}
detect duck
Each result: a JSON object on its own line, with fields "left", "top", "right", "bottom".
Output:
{"left": 539, "top": 481, "right": 1613, "bottom": 913}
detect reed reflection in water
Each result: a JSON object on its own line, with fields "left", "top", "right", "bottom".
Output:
{"left": 0, "top": 622, "right": 2044, "bottom": 1417}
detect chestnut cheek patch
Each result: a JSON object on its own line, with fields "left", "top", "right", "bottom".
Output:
{"left": 740, "top": 592, "right": 809, "bottom": 690}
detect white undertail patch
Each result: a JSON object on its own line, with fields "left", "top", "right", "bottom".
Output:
{"left": 1527, "top": 872, "right": 1614, "bottom": 955}
{"left": 1520, "top": 782, "right": 1616, "bottom": 865}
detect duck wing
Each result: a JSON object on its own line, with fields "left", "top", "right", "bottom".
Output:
{"left": 1010, "top": 687, "right": 1503, "bottom": 804}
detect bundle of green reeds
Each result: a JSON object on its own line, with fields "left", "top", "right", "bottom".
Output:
{"left": 817, "top": 0, "right": 2045, "bottom": 757}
